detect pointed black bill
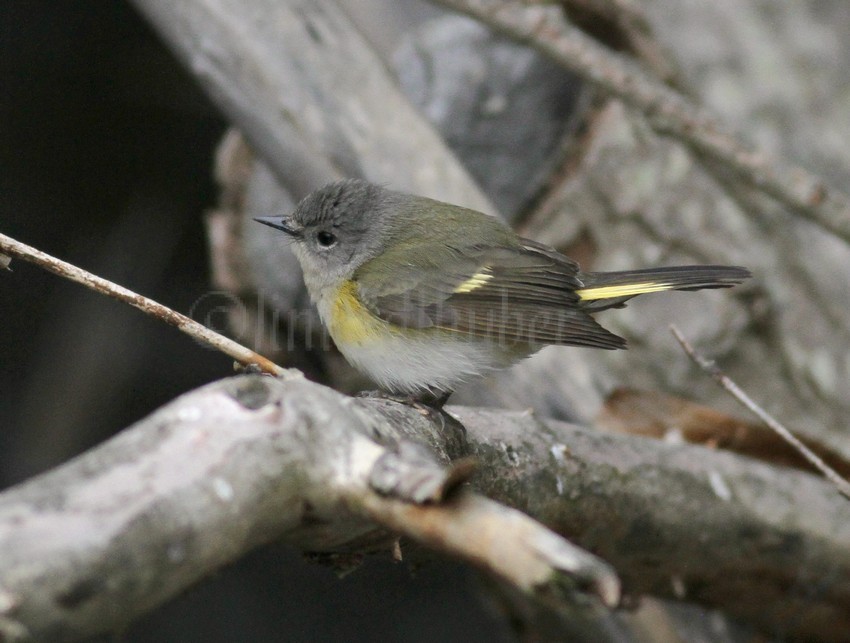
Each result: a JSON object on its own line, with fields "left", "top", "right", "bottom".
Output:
{"left": 253, "top": 216, "right": 301, "bottom": 238}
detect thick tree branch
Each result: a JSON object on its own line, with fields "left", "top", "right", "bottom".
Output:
{"left": 0, "top": 377, "right": 847, "bottom": 640}
{"left": 431, "top": 0, "right": 850, "bottom": 245}
{"left": 0, "top": 376, "right": 616, "bottom": 641}
{"left": 457, "top": 403, "right": 850, "bottom": 640}
{"left": 128, "top": 0, "right": 494, "bottom": 211}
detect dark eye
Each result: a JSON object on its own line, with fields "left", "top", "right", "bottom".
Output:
{"left": 316, "top": 230, "right": 337, "bottom": 248}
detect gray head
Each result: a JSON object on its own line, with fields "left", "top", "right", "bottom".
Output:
{"left": 255, "top": 179, "right": 398, "bottom": 291}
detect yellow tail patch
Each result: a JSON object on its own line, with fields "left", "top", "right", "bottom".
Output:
{"left": 576, "top": 281, "right": 673, "bottom": 301}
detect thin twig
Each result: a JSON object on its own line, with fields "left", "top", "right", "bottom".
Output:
{"left": 670, "top": 324, "right": 850, "bottom": 501}
{"left": 431, "top": 0, "right": 850, "bottom": 246}
{"left": 0, "top": 232, "right": 292, "bottom": 378}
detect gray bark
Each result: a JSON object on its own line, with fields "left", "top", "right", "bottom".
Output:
{"left": 129, "top": 0, "right": 493, "bottom": 211}
{"left": 0, "top": 376, "right": 847, "bottom": 640}
{"left": 0, "top": 376, "right": 616, "bottom": 641}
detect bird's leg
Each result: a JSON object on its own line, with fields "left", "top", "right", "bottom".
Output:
{"left": 413, "top": 389, "right": 453, "bottom": 410}
{"left": 356, "top": 389, "right": 454, "bottom": 415}
{"left": 356, "top": 389, "right": 469, "bottom": 460}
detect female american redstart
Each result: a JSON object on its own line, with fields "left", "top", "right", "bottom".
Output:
{"left": 255, "top": 180, "right": 750, "bottom": 397}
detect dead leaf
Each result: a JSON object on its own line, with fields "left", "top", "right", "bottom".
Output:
{"left": 597, "top": 388, "right": 850, "bottom": 477}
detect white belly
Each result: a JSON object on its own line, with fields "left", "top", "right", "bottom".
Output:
{"left": 314, "top": 284, "right": 530, "bottom": 394}
{"left": 338, "top": 330, "right": 525, "bottom": 394}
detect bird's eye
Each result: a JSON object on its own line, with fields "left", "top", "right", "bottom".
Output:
{"left": 316, "top": 230, "right": 337, "bottom": 248}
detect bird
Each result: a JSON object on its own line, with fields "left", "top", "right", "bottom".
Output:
{"left": 255, "top": 179, "right": 750, "bottom": 404}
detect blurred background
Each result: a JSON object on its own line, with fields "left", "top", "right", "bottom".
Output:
{"left": 0, "top": 2, "right": 512, "bottom": 640}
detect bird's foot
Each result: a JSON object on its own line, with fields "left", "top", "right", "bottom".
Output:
{"left": 356, "top": 389, "right": 453, "bottom": 416}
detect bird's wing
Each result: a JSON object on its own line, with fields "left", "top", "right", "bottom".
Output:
{"left": 354, "top": 237, "right": 625, "bottom": 349}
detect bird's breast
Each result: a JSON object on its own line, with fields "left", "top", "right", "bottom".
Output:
{"left": 321, "top": 280, "right": 389, "bottom": 346}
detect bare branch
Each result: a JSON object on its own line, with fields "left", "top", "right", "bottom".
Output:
{"left": 597, "top": 387, "right": 850, "bottom": 478}
{"left": 128, "top": 0, "right": 494, "bottom": 211}
{"left": 0, "top": 232, "right": 290, "bottom": 377}
{"left": 671, "top": 324, "right": 850, "bottom": 501}
{"left": 551, "top": 0, "right": 680, "bottom": 83}
{"left": 458, "top": 405, "right": 850, "bottom": 640}
{"left": 0, "top": 376, "right": 617, "bottom": 640}
{"left": 357, "top": 491, "right": 620, "bottom": 607}
{"left": 430, "top": 0, "right": 850, "bottom": 245}
{"left": 0, "top": 377, "right": 847, "bottom": 639}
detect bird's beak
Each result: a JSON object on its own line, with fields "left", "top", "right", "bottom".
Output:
{"left": 253, "top": 215, "right": 302, "bottom": 238}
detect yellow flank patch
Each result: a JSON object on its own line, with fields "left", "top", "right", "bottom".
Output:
{"left": 329, "top": 281, "right": 389, "bottom": 345}
{"left": 576, "top": 281, "right": 673, "bottom": 301}
{"left": 454, "top": 267, "right": 493, "bottom": 294}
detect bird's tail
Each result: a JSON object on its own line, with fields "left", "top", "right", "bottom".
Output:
{"left": 576, "top": 265, "right": 750, "bottom": 311}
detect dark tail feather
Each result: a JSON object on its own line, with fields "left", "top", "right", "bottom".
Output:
{"left": 577, "top": 265, "right": 750, "bottom": 311}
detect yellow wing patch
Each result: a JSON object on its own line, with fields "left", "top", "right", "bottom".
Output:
{"left": 576, "top": 281, "right": 673, "bottom": 301}
{"left": 454, "top": 267, "right": 494, "bottom": 294}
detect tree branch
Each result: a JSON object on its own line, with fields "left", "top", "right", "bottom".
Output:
{"left": 457, "top": 402, "right": 850, "bottom": 640}
{"left": 0, "top": 376, "right": 617, "bottom": 641}
{"left": 128, "top": 0, "right": 494, "bottom": 211}
{"left": 0, "top": 232, "right": 290, "bottom": 377}
{"left": 430, "top": 0, "right": 850, "bottom": 245}
{"left": 671, "top": 324, "right": 850, "bottom": 501}
{"left": 0, "top": 377, "right": 847, "bottom": 640}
